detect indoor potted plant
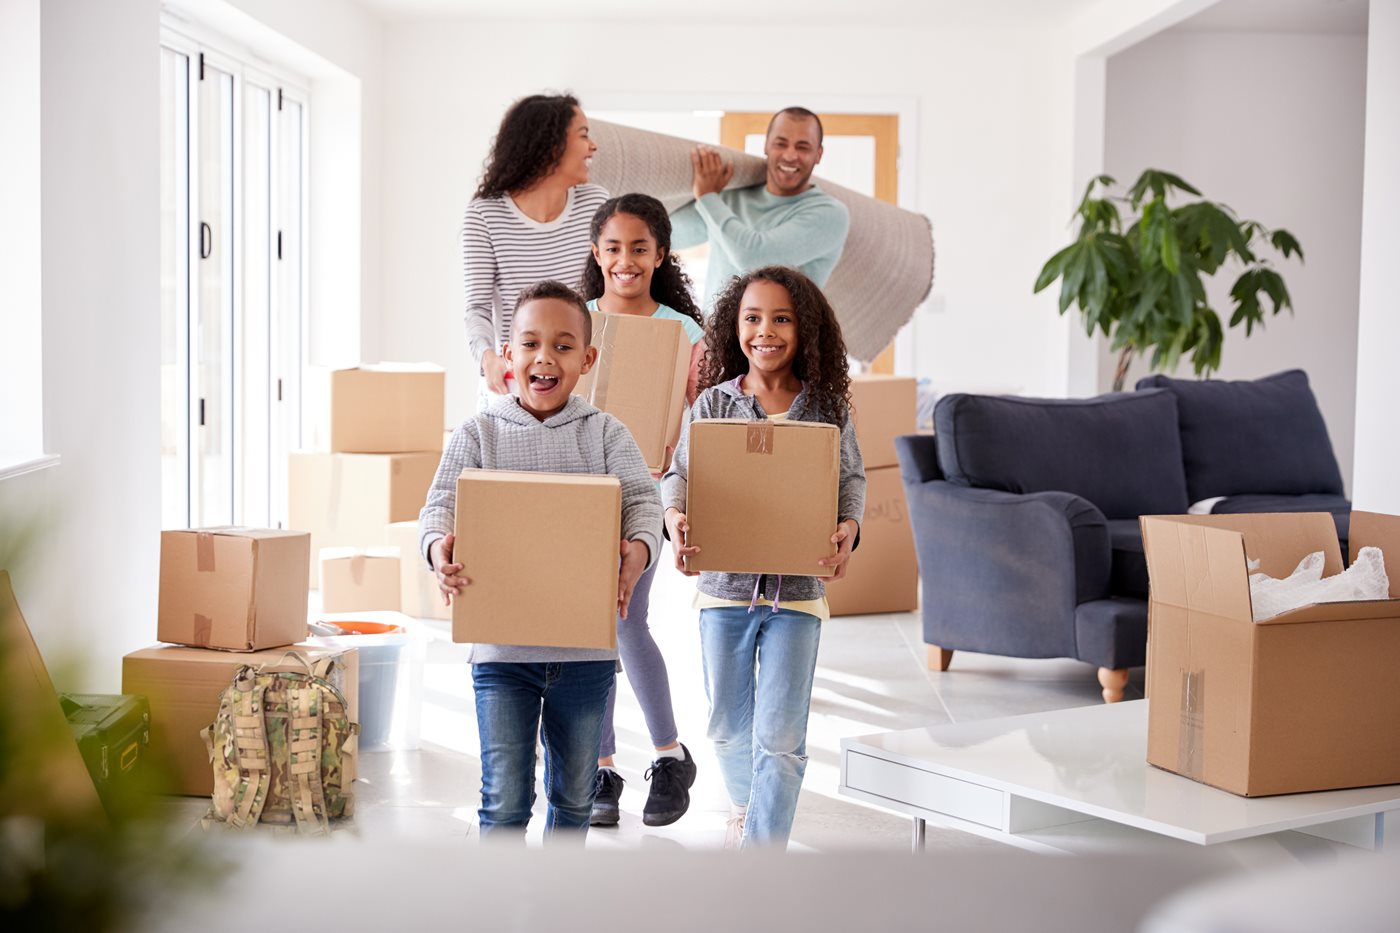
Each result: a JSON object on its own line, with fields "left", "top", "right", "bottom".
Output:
{"left": 1034, "top": 169, "right": 1304, "bottom": 391}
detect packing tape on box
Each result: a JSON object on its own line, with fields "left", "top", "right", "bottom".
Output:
{"left": 746, "top": 422, "right": 775, "bottom": 455}
{"left": 587, "top": 313, "right": 621, "bottom": 411}
{"left": 1177, "top": 669, "right": 1205, "bottom": 780}
{"left": 196, "top": 532, "right": 216, "bottom": 572}
{"left": 349, "top": 553, "right": 365, "bottom": 585}
{"left": 193, "top": 613, "right": 213, "bottom": 647}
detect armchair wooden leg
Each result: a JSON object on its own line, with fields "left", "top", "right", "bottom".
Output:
{"left": 1098, "top": 667, "right": 1129, "bottom": 704}
{"left": 927, "top": 646, "right": 954, "bottom": 672}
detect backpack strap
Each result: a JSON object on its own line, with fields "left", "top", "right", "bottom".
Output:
{"left": 288, "top": 685, "right": 329, "bottom": 835}
{"left": 228, "top": 681, "right": 271, "bottom": 829}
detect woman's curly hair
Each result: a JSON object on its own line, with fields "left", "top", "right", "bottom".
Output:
{"left": 699, "top": 266, "right": 851, "bottom": 426}
{"left": 474, "top": 94, "right": 580, "bottom": 200}
{"left": 580, "top": 193, "right": 703, "bottom": 327}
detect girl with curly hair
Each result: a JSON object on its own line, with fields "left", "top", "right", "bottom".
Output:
{"left": 462, "top": 93, "right": 608, "bottom": 409}
{"left": 659, "top": 266, "right": 867, "bottom": 850}
{"left": 578, "top": 193, "right": 706, "bottom": 829}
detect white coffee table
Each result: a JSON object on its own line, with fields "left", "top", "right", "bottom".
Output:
{"left": 840, "top": 700, "right": 1399, "bottom": 857}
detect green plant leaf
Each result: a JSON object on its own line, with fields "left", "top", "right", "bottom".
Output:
{"left": 1160, "top": 221, "right": 1182, "bottom": 274}
{"left": 1033, "top": 243, "right": 1077, "bottom": 293}
{"left": 1156, "top": 171, "right": 1202, "bottom": 197}
{"left": 1271, "top": 228, "right": 1305, "bottom": 261}
{"left": 1060, "top": 245, "right": 1088, "bottom": 314}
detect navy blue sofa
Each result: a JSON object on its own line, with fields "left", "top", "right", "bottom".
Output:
{"left": 896, "top": 370, "right": 1348, "bottom": 702}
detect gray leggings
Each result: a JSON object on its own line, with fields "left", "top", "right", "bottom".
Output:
{"left": 599, "top": 560, "right": 679, "bottom": 759}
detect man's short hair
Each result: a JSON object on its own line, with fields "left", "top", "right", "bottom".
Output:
{"left": 766, "top": 107, "right": 824, "bottom": 145}
{"left": 513, "top": 280, "right": 593, "bottom": 346}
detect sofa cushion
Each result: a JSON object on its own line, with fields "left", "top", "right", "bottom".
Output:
{"left": 1136, "top": 370, "right": 1344, "bottom": 501}
{"left": 933, "top": 391, "right": 1189, "bottom": 520}
{"left": 1212, "top": 493, "right": 1351, "bottom": 558}
{"left": 1105, "top": 519, "right": 1150, "bottom": 599}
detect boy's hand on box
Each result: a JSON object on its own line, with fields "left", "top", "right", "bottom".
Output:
{"left": 819, "top": 520, "right": 859, "bottom": 580}
{"left": 617, "top": 539, "right": 650, "bottom": 619}
{"left": 431, "top": 533, "right": 470, "bottom": 605}
{"left": 665, "top": 508, "right": 700, "bottom": 577}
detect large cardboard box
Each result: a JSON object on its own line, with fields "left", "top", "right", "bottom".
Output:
{"left": 685, "top": 419, "right": 839, "bottom": 576}
{"left": 453, "top": 470, "right": 621, "bottom": 649}
{"left": 1140, "top": 511, "right": 1400, "bottom": 797}
{"left": 158, "top": 528, "right": 310, "bottom": 651}
{"left": 320, "top": 547, "right": 401, "bottom": 613}
{"left": 826, "top": 465, "right": 918, "bottom": 615}
{"left": 288, "top": 451, "right": 440, "bottom": 587}
{"left": 849, "top": 374, "right": 916, "bottom": 470}
{"left": 574, "top": 312, "right": 691, "bottom": 472}
{"left": 122, "top": 643, "right": 359, "bottom": 796}
{"left": 385, "top": 521, "right": 451, "bottom": 621}
{"left": 329, "top": 363, "right": 445, "bottom": 454}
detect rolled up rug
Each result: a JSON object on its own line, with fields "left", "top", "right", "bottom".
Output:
{"left": 588, "top": 119, "right": 935, "bottom": 363}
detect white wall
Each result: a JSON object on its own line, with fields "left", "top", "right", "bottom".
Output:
{"left": 378, "top": 20, "right": 1079, "bottom": 424}
{"left": 0, "top": 0, "right": 162, "bottom": 691}
{"left": 1353, "top": 0, "right": 1400, "bottom": 513}
{"left": 1102, "top": 30, "right": 1367, "bottom": 491}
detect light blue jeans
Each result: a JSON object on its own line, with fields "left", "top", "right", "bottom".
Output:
{"left": 699, "top": 604, "right": 822, "bottom": 849}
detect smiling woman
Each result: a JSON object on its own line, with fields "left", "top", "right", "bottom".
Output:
{"left": 461, "top": 94, "right": 609, "bottom": 411}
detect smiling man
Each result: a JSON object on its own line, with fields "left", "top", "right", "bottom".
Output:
{"left": 670, "top": 107, "right": 850, "bottom": 309}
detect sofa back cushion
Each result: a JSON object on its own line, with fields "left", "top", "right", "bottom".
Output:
{"left": 1135, "top": 370, "right": 1343, "bottom": 500}
{"left": 933, "top": 390, "right": 1189, "bottom": 519}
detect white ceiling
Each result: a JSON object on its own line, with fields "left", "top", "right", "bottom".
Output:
{"left": 1175, "top": 0, "right": 1368, "bottom": 34}
{"left": 352, "top": 0, "right": 1102, "bottom": 27}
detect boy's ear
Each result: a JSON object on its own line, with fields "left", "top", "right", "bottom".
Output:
{"left": 502, "top": 342, "right": 514, "bottom": 364}
{"left": 580, "top": 344, "right": 599, "bottom": 374}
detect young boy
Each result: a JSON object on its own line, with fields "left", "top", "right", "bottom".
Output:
{"left": 418, "top": 280, "right": 661, "bottom": 842}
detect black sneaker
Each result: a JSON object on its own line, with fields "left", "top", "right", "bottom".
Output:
{"left": 590, "top": 768, "right": 624, "bottom": 827}
{"left": 642, "top": 744, "right": 698, "bottom": 827}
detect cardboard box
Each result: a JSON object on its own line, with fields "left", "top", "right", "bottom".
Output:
{"left": 320, "top": 547, "right": 401, "bottom": 613}
{"left": 849, "top": 374, "right": 916, "bottom": 470}
{"left": 1140, "top": 510, "right": 1400, "bottom": 797}
{"left": 288, "top": 451, "right": 440, "bottom": 587}
{"left": 685, "top": 419, "right": 839, "bottom": 576}
{"left": 826, "top": 465, "right": 918, "bottom": 615}
{"left": 329, "top": 363, "right": 445, "bottom": 454}
{"left": 122, "top": 643, "right": 359, "bottom": 796}
{"left": 573, "top": 312, "right": 691, "bottom": 472}
{"left": 385, "top": 521, "right": 451, "bottom": 621}
{"left": 157, "top": 528, "right": 310, "bottom": 651}
{"left": 453, "top": 470, "right": 621, "bottom": 649}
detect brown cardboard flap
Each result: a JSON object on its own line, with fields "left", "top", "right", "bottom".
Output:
{"left": 1143, "top": 512, "right": 1342, "bottom": 578}
{"left": 1257, "top": 597, "right": 1400, "bottom": 625}
{"left": 1140, "top": 517, "right": 1254, "bottom": 622}
{"left": 1350, "top": 511, "right": 1400, "bottom": 596}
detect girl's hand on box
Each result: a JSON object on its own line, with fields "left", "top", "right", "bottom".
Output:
{"left": 819, "top": 520, "right": 859, "bottom": 581}
{"left": 665, "top": 508, "right": 700, "bottom": 576}
{"left": 431, "top": 533, "right": 471, "bottom": 605}
{"left": 617, "top": 539, "right": 650, "bottom": 619}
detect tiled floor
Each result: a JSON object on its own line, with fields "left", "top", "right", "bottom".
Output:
{"left": 172, "top": 560, "right": 1145, "bottom": 850}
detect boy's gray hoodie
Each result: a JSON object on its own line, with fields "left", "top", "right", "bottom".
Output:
{"left": 419, "top": 394, "right": 662, "bottom": 664}
{"left": 660, "top": 377, "right": 866, "bottom": 604}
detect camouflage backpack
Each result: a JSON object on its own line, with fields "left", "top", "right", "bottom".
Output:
{"left": 201, "top": 652, "right": 358, "bottom": 835}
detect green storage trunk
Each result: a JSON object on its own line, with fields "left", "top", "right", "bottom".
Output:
{"left": 60, "top": 693, "right": 152, "bottom": 816}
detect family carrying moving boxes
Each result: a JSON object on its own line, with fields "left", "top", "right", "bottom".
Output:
{"left": 1141, "top": 510, "right": 1400, "bottom": 797}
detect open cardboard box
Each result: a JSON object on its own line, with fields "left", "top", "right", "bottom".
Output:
{"left": 1140, "top": 510, "right": 1400, "bottom": 796}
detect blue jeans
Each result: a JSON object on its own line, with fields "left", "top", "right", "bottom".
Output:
{"left": 700, "top": 605, "right": 822, "bottom": 849}
{"left": 472, "top": 660, "right": 615, "bottom": 842}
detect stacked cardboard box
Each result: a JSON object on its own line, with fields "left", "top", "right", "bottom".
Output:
{"left": 385, "top": 521, "right": 451, "bottom": 621}
{"left": 129, "top": 525, "right": 358, "bottom": 796}
{"left": 828, "top": 374, "right": 919, "bottom": 615}
{"left": 290, "top": 362, "right": 446, "bottom": 587}
{"left": 1140, "top": 510, "right": 1400, "bottom": 796}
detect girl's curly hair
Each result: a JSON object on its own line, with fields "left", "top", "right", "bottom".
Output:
{"left": 699, "top": 266, "right": 851, "bottom": 426}
{"left": 580, "top": 193, "right": 703, "bottom": 327}
{"left": 474, "top": 94, "right": 580, "bottom": 200}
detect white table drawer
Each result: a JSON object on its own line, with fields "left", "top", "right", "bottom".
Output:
{"left": 846, "top": 751, "right": 1004, "bottom": 829}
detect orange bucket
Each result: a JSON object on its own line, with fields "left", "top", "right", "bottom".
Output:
{"left": 322, "top": 620, "right": 404, "bottom": 637}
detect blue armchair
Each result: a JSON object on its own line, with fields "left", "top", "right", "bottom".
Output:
{"left": 898, "top": 370, "right": 1347, "bottom": 702}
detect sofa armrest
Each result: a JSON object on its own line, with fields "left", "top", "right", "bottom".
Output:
{"left": 895, "top": 434, "right": 942, "bottom": 484}
{"left": 903, "top": 479, "right": 1111, "bottom": 660}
